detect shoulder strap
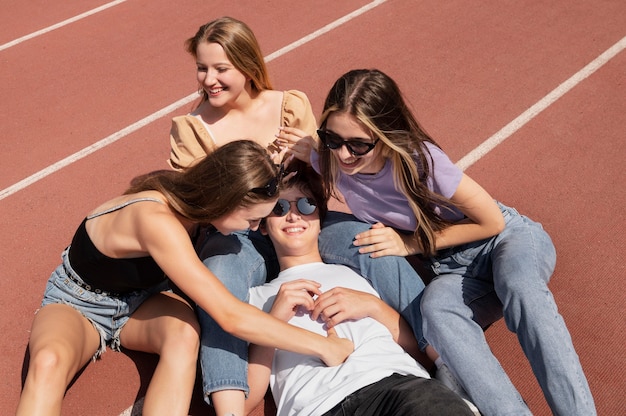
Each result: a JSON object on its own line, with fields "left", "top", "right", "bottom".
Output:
{"left": 87, "top": 197, "right": 163, "bottom": 219}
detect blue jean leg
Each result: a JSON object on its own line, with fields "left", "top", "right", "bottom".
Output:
{"left": 196, "top": 228, "right": 276, "bottom": 403}
{"left": 319, "top": 212, "right": 427, "bottom": 346}
{"left": 421, "top": 204, "right": 595, "bottom": 415}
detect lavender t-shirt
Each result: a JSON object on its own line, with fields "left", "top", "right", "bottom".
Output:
{"left": 312, "top": 142, "right": 464, "bottom": 231}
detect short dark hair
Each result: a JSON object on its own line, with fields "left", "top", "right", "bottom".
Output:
{"left": 282, "top": 159, "right": 327, "bottom": 223}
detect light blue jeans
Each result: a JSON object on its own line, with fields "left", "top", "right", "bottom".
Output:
{"left": 196, "top": 212, "right": 427, "bottom": 403}
{"left": 420, "top": 203, "right": 596, "bottom": 416}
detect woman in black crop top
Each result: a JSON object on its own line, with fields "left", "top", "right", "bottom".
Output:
{"left": 17, "top": 140, "right": 353, "bottom": 416}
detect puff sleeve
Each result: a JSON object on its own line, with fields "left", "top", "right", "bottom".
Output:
{"left": 168, "top": 115, "right": 218, "bottom": 170}
{"left": 281, "top": 90, "right": 318, "bottom": 137}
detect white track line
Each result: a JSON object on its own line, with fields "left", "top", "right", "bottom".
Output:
{"left": 3, "top": 32, "right": 623, "bottom": 202}
{"left": 0, "top": 0, "right": 128, "bottom": 52}
{"left": 0, "top": 0, "right": 388, "bottom": 202}
{"left": 118, "top": 397, "right": 143, "bottom": 416}
{"left": 456, "top": 35, "right": 626, "bottom": 171}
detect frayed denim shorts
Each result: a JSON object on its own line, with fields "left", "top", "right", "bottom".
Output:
{"left": 41, "top": 248, "right": 170, "bottom": 360}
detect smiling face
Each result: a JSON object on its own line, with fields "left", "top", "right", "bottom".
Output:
{"left": 211, "top": 200, "right": 276, "bottom": 235}
{"left": 195, "top": 42, "right": 250, "bottom": 108}
{"left": 324, "top": 112, "right": 386, "bottom": 175}
{"left": 264, "top": 186, "right": 322, "bottom": 269}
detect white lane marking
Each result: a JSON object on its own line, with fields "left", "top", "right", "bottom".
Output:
{"left": 0, "top": 0, "right": 128, "bottom": 52}
{"left": 456, "top": 35, "right": 626, "bottom": 171}
{"left": 0, "top": 0, "right": 390, "bottom": 201}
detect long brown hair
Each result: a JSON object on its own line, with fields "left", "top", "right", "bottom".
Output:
{"left": 125, "top": 140, "right": 279, "bottom": 225}
{"left": 186, "top": 16, "right": 272, "bottom": 103}
{"left": 318, "top": 69, "right": 454, "bottom": 255}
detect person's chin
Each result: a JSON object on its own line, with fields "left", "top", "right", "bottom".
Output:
{"left": 338, "top": 159, "right": 361, "bottom": 174}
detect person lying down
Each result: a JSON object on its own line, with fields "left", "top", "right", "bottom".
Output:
{"left": 244, "top": 166, "right": 477, "bottom": 416}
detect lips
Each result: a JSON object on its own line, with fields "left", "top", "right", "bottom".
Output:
{"left": 208, "top": 87, "right": 225, "bottom": 96}
{"left": 338, "top": 158, "right": 360, "bottom": 171}
{"left": 283, "top": 226, "right": 305, "bottom": 234}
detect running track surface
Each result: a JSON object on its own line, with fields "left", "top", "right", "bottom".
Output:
{"left": 1, "top": 1, "right": 624, "bottom": 415}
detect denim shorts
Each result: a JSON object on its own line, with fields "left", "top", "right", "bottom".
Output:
{"left": 41, "top": 248, "right": 170, "bottom": 360}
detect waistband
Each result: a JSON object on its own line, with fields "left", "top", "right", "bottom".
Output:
{"left": 62, "top": 263, "right": 124, "bottom": 298}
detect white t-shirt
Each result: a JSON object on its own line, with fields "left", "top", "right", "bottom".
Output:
{"left": 248, "top": 262, "right": 430, "bottom": 416}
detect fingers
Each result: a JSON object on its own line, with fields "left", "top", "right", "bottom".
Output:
{"left": 312, "top": 288, "right": 372, "bottom": 327}
{"left": 275, "top": 126, "right": 306, "bottom": 143}
{"left": 353, "top": 223, "right": 409, "bottom": 257}
{"left": 279, "top": 279, "right": 322, "bottom": 294}
{"left": 273, "top": 127, "right": 317, "bottom": 163}
{"left": 271, "top": 279, "right": 322, "bottom": 321}
{"left": 326, "top": 325, "right": 337, "bottom": 338}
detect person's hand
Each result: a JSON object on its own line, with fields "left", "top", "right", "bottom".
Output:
{"left": 269, "top": 279, "right": 321, "bottom": 322}
{"left": 311, "top": 287, "right": 379, "bottom": 327}
{"left": 353, "top": 222, "right": 417, "bottom": 257}
{"left": 266, "top": 142, "right": 292, "bottom": 166}
{"left": 320, "top": 326, "right": 354, "bottom": 367}
{"left": 273, "top": 126, "right": 317, "bottom": 164}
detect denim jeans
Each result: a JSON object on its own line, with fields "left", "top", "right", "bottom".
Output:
{"left": 322, "top": 373, "right": 475, "bottom": 416}
{"left": 420, "top": 203, "right": 596, "bottom": 416}
{"left": 196, "top": 228, "right": 276, "bottom": 401}
{"left": 196, "top": 212, "right": 428, "bottom": 403}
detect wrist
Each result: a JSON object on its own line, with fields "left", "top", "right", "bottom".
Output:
{"left": 401, "top": 234, "right": 421, "bottom": 255}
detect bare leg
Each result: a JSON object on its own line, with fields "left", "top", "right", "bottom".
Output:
{"left": 120, "top": 292, "right": 200, "bottom": 416}
{"left": 212, "top": 389, "right": 246, "bottom": 416}
{"left": 17, "top": 304, "right": 101, "bottom": 416}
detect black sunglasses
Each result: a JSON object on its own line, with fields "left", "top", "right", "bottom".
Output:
{"left": 250, "top": 164, "right": 284, "bottom": 197}
{"left": 271, "top": 197, "right": 317, "bottom": 217}
{"left": 317, "top": 129, "right": 379, "bottom": 156}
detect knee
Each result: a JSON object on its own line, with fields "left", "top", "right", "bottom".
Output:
{"left": 421, "top": 277, "right": 454, "bottom": 307}
{"left": 420, "top": 277, "right": 460, "bottom": 322}
{"left": 319, "top": 218, "right": 368, "bottom": 250}
{"left": 165, "top": 319, "right": 201, "bottom": 360}
{"left": 27, "top": 347, "right": 70, "bottom": 384}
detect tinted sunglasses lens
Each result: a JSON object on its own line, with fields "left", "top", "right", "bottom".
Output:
{"left": 318, "top": 130, "right": 341, "bottom": 149}
{"left": 272, "top": 199, "right": 290, "bottom": 216}
{"left": 346, "top": 142, "right": 372, "bottom": 156}
{"left": 296, "top": 198, "right": 317, "bottom": 215}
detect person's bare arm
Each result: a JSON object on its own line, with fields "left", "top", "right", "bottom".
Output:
{"left": 354, "top": 174, "right": 505, "bottom": 257}
{"left": 138, "top": 211, "right": 353, "bottom": 365}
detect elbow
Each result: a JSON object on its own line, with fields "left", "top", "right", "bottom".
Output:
{"left": 218, "top": 311, "right": 252, "bottom": 337}
{"left": 219, "top": 318, "right": 242, "bottom": 335}
{"left": 493, "top": 213, "right": 506, "bottom": 235}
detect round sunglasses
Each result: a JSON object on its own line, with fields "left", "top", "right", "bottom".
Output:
{"left": 271, "top": 197, "right": 317, "bottom": 217}
{"left": 317, "top": 129, "right": 379, "bottom": 156}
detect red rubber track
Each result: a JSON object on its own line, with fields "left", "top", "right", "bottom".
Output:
{"left": 1, "top": 1, "right": 624, "bottom": 414}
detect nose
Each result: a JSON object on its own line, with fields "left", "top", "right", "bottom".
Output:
{"left": 285, "top": 202, "right": 301, "bottom": 221}
{"left": 202, "top": 69, "right": 217, "bottom": 87}
{"left": 335, "top": 143, "right": 353, "bottom": 159}
{"left": 249, "top": 219, "right": 262, "bottom": 231}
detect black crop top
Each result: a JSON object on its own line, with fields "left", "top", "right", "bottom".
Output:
{"left": 67, "top": 198, "right": 166, "bottom": 293}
